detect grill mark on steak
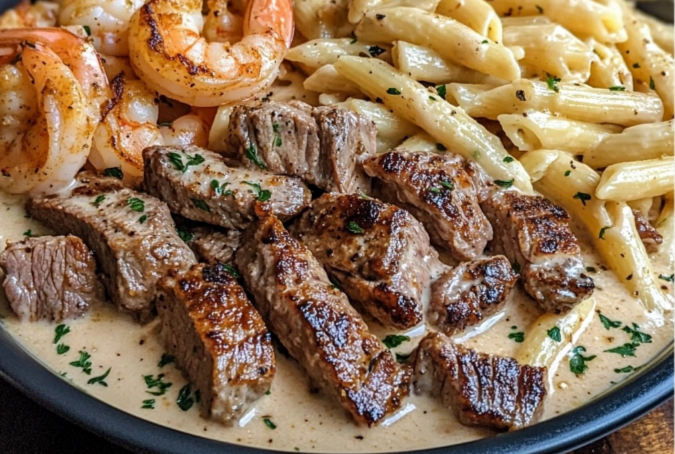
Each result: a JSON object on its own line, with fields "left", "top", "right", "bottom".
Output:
{"left": 429, "top": 256, "right": 519, "bottom": 335}
{"left": 481, "top": 190, "right": 594, "bottom": 313}
{"left": 155, "top": 263, "right": 275, "bottom": 425}
{"left": 143, "top": 145, "right": 311, "bottom": 231}
{"left": 0, "top": 235, "right": 101, "bottom": 322}
{"left": 236, "top": 214, "right": 411, "bottom": 426}
{"left": 411, "top": 332, "right": 547, "bottom": 431}
{"left": 290, "top": 193, "right": 435, "bottom": 329}
{"left": 26, "top": 172, "right": 196, "bottom": 322}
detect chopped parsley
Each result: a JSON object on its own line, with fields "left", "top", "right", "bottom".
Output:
{"left": 649, "top": 76, "right": 656, "bottom": 90}
{"left": 69, "top": 350, "right": 93, "bottom": 375}
{"left": 436, "top": 85, "right": 447, "bottom": 99}
{"left": 56, "top": 344, "right": 70, "bottom": 355}
{"left": 429, "top": 96, "right": 437, "bottom": 102}
{"left": 512, "top": 261, "right": 521, "bottom": 274}
{"left": 599, "top": 226, "right": 611, "bottom": 239}
{"left": 158, "top": 353, "right": 175, "bottom": 368}
{"left": 127, "top": 197, "right": 145, "bottom": 212}
{"left": 272, "top": 123, "right": 282, "bottom": 147}
{"left": 54, "top": 324, "right": 70, "bottom": 344}
{"left": 481, "top": 39, "right": 489, "bottom": 44}
{"left": 622, "top": 323, "right": 652, "bottom": 344}
{"left": 103, "top": 167, "right": 123, "bottom": 179}
{"left": 586, "top": 266, "right": 597, "bottom": 273}
{"left": 83, "top": 25, "right": 91, "bottom": 36}
{"left": 429, "top": 187, "right": 441, "bottom": 194}
{"left": 138, "top": 214, "right": 148, "bottom": 224}
{"left": 387, "top": 88, "right": 402, "bottom": 95}
{"left": 23, "top": 229, "right": 32, "bottom": 237}
{"left": 395, "top": 352, "right": 411, "bottom": 363}
{"left": 263, "top": 418, "right": 277, "bottom": 429}
{"left": 659, "top": 274, "right": 674, "bottom": 283}
{"left": 494, "top": 179, "right": 514, "bottom": 189}
{"left": 346, "top": 221, "right": 364, "bottom": 234}
{"left": 217, "top": 263, "right": 240, "bottom": 279}
{"left": 503, "top": 156, "right": 515, "bottom": 163}
{"left": 243, "top": 181, "right": 272, "bottom": 202}
{"left": 350, "top": 32, "right": 358, "bottom": 44}
{"left": 564, "top": 170, "right": 572, "bottom": 177}
{"left": 508, "top": 331, "right": 525, "bottom": 343}
{"left": 573, "top": 192, "right": 592, "bottom": 206}
{"left": 546, "top": 73, "right": 561, "bottom": 93}
{"left": 604, "top": 342, "right": 639, "bottom": 357}
{"left": 92, "top": 195, "right": 106, "bottom": 207}
{"left": 192, "top": 199, "right": 210, "bottom": 212}
{"left": 614, "top": 365, "right": 643, "bottom": 374}
{"left": 144, "top": 374, "right": 173, "bottom": 396}
{"left": 547, "top": 326, "right": 561, "bottom": 342}
{"left": 569, "top": 346, "right": 596, "bottom": 375}
{"left": 441, "top": 180, "right": 455, "bottom": 191}
{"left": 368, "top": 45, "right": 386, "bottom": 57}
{"left": 167, "top": 152, "right": 205, "bottom": 173}
{"left": 210, "top": 180, "right": 234, "bottom": 197}
{"left": 176, "top": 384, "right": 195, "bottom": 411}
{"left": 265, "top": 389, "right": 272, "bottom": 395}
{"left": 141, "top": 399, "right": 155, "bottom": 409}
{"left": 609, "top": 86, "right": 626, "bottom": 91}
{"left": 87, "top": 367, "right": 111, "bottom": 387}
{"left": 177, "top": 229, "right": 193, "bottom": 243}
{"left": 599, "top": 313, "right": 621, "bottom": 330}
{"left": 383, "top": 335, "right": 410, "bottom": 349}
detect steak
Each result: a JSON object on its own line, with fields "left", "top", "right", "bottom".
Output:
{"left": 363, "top": 149, "right": 493, "bottom": 261}
{"left": 481, "top": 190, "right": 594, "bottom": 313}
{"left": 186, "top": 226, "right": 241, "bottom": 266}
{"left": 633, "top": 210, "right": 663, "bottom": 252}
{"left": 290, "top": 193, "right": 435, "bottom": 329}
{"left": 143, "top": 146, "right": 311, "bottom": 231}
{"left": 0, "top": 235, "right": 101, "bottom": 322}
{"left": 155, "top": 263, "right": 275, "bottom": 425}
{"left": 224, "top": 102, "right": 376, "bottom": 194}
{"left": 236, "top": 214, "right": 411, "bottom": 426}
{"left": 26, "top": 173, "right": 196, "bottom": 321}
{"left": 411, "top": 332, "right": 547, "bottom": 431}
{"left": 429, "top": 256, "right": 519, "bottom": 335}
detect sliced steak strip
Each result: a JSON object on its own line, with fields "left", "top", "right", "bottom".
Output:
{"left": 143, "top": 146, "right": 311, "bottom": 231}
{"left": 290, "top": 193, "right": 434, "bottom": 329}
{"left": 26, "top": 173, "right": 196, "bottom": 321}
{"left": 236, "top": 214, "right": 411, "bottom": 426}
{"left": 411, "top": 332, "right": 546, "bottom": 431}
{"left": 187, "top": 226, "right": 241, "bottom": 265}
{"left": 225, "top": 101, "right": 376, "bottom": 194}
{"left": 481, "top": 190, "right": 594, "bottom": 313}
{"left": 0, "top": 236, "right": 100, "bottom": 322}
{"left": 633, "top": 210, "right": 663, "bottom": 252}
{"left": 363, "top": 149, "right": 493, "bottom": 261}
{"left": 156, "top": 263, "right": 275, "bottom": 425}
{"left": 429, "top": 256, "right": 519, "bottom": 335}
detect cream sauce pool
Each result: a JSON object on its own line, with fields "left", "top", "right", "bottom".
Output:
{"left": 0, "top": 191, "right": 672, "bottom": 453}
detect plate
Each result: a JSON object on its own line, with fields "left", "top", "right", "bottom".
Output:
{"left": 0, "top": 1, "right": 673, "bottom": 453}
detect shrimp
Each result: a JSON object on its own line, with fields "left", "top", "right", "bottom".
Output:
{"left": 58, "top": 0, "right": 147, "bottom": 56}
{"left": 0, "top": 0, "right": 59, "bottom": 29}
{"left": 127, "top": 0, "right": 295, "bottom": 106}
{"left": 0, "top": 31, "right": 107, "bottom": 194}
{"left": 159, "top": 113, "right": 210, "bottom": 148}
{"left": 203, "top": 0, "right": 244, "bottom": 44}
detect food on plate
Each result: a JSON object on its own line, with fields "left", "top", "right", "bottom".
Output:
{"left": 181, "top": 224, "right": 242, "bottom": 266}
{"left": 155, "top": 262, "right": 275, "bottom": 425}
{"left": 0, "top": 235, "right": 101, "bottom": 322}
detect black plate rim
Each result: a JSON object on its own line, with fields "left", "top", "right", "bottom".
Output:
{"left": 0, "top": 322, "right": 672, "bottom": 454}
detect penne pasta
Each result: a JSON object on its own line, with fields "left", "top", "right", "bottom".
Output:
{"left": 448, "top": 79, "right": 664, "bottom": 126}
{"left": 500, "top": 16, "right": 551, "bottom": 27}
{"left": 354, "top": 8, "right": 521, "bottom": 81}
{"left": 585, "top": 120, "right": 674, "bottom": 169}
{"left": 520, "top": 150, "right": 672, "bottom": 314}
{"left": 595, "top": 157, "right": 675, "bottom": 202}
{"left": 501, "top": 24, "right": 593, "bottom": 82}
{"left": 498, "top": 112, "right": 621, "bottom": 154}
{"left": 398, "top": 131, "right": 439, "bottom": 152}
{"left": 286, "top": 38, "right": 392, "bottom": 74}
{"left": 627, "top": 198, "right": 655, "bottom": 220}
{"left": 435, "top": 0, "right": 502, "bottom": 43}
{"left": 586, "top": 40, "right": 634, "bottom": 90}
{"left": 392, "top": 41, "right": 503, "bottom": 84}
{"left": 348, "top": 0, "right": 441, "bottom": 24}
{"left": 303, "top": 64, "right": 362, "bottom": 95}
{"left": 489, "top": 0, "right": 626, "bottom": 43}
{"left": 334, "top": 56, "right": 533, "bottom": 191}
{"left": 207, "top": 104, "right": 236, "bottom": 153}
{"left": 635, "top": 9, "right": 674, "bottom": 56}
{"left": 654, "top": 192, "right": 674, "bottom": 266}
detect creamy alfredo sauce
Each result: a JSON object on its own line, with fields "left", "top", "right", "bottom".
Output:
{"left": 0, "top": 191, "right": 672, "bottom": 453}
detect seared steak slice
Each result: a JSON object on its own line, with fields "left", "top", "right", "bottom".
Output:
{"left": 156, "top": 263, "right": 275, "bottom": 425}
{"left": 412, "top": 332, "right": 546, "bottom": 431}
{"left": 429, "top": 256, "right": 519, "bottom": 335}
{"left": 143, "top": 146, "right": 311, "bottom": 231}
{"left": 290, "top": 193, "right": 434, "bottom": 329}
{"left": 26, "top": 173, "right": 196, "bottom": 321}
{"left": 187, "top": 226, "right": 241, "bottom": 265}
{"left": 0, "top": 236, "right": 100, "bottom": 322}
{"left": 225, "top": 102, "right": 375, "bottom": 194}
{"left": 363, "top": 150, "right": 493, "bottom": 261}
{"left": 481, "top": 190, "right": 594, "bottom": 313}
{"left": 633, "top": 210, "right": 663, "bottom": 252}
{"left": 236, "top": 214, "right": 411, "bottom": 426}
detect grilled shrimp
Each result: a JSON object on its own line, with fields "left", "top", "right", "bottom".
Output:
{"left": 128, "top": 0, "right": 294, "bottom": 106}
{"left": 203, "top": 0, "right": 244, "bottom": 44}
{"left": 58, "top": 0, "right": 146, "bottom": 56}
{"left": 0, "top": 28, "right": 108, "bottom": 195}
{"left": 0, "top": 0, "right": 58, "bottom": 29}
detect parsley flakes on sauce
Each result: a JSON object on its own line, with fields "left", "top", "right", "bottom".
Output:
{"left": 382, "top": 335, "right": 410, "bottom": 349}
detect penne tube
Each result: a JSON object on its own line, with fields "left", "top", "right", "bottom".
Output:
{"left": 635, "top": 9, "right": 674, "bottom": 56}
{"left": 627, "top": 198, "right": 654, "bottom": 220}
{"left": 500, "top": 16, "right": 551, "bottom": 27}
{"left": 435, "top": 0, "right": 503, "bottom": 43}
{"left": 303, "top": 65, "right": 362, "bottom": 95}
{"left": 595, "top": 157, "right": 675, "bottom": 202}
{"left": 392, "top": 41, "right": 504, "bottom": 85}
{"left": 585, "top": 120, "right": 674, "bottom": 169}
{"left": 348, "top": 0, "right": 441, "bottom": 24}
{"left": 489, "top": 0, "right": 626, "bottom": 43}
{"left": 354, "top": 7, "right": 521, "bottom": 81}
{"left": 654, "top": 192, "right": 674, "bottom": 266}
{"left": 334, "top": 56, "right": 533, "bottom": 192}
{"left": 516, "top": 297, "right": 596, "bottom": 387}
{"left": 448, "top": 79, "right": 664, "bottom": 126}
{"left": 207, "top": 104, "right": 236, "bottom": 153}
{"left": 586, "top": 40, "right": 633, "bottom": 90}
{"left": 502, "top": 24, "right": 593, "bottom": 82}
{"left": 286, "top": 38, "right": 392, "bottom": 74}
{"left": 616, "top": 3, "right": 674, "bottom": 120}
{"left": 498, "top": 112, "right": 621, "bottom": 154}
{"left": 398, "top": 132, "right": 439, "bottom": 152}
{"left": 294, "top": 0, "right": 354, "bottom": 40}
{"left": 520, "top": 150, "right": 672, "bottom": 314}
